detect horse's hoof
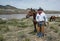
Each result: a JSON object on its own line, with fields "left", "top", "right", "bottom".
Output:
{"left": 34, "top": 30, "right": 37, "bottom": 32}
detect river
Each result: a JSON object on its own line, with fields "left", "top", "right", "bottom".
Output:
{"left": 0, "top": 14, "right": 60, "bottom": 20}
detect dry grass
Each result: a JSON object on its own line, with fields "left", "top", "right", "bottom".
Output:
{"left": 0, "top": 18, "right": 60, "bottom": 41}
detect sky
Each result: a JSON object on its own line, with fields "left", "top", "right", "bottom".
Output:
{"left": 0, "top": 0, "right": 60, "bottom": 11}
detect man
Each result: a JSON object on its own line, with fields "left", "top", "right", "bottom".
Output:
{"left": 36, "top": 8, "right": 48, "bottom": 37}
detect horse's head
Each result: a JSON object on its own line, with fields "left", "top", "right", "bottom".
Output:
{"left": 26, "top": 8, "right": 36, "bottom": 18}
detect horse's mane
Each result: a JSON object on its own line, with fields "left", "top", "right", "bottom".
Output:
{"left": 30, "top": 9, "right": 37, "bottom": 14}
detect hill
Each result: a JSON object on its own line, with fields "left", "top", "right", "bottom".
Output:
{"left": 0, "top": 5, "right": 60, "bottom": 14}
{"left": 44, "top": 10, "right": 60, "bottom": 14}
{"left": 0, "top": 5, "right": 17, "bottom": 9}
{"left": 0, "top": 5, "right": 27, "bottom": 14}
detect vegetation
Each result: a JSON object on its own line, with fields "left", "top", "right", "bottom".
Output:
{"left": 18, "top": 31, "right": 26, "bottom": 38}
{"left": 0, "top": 34, "right": 4, "bottom": 41}
{"left": 24, "top": 38, "right": 30, "bottom": 41}
{"left": 0, "top": 25, "right": 9, "bottom": 33}
{"left": 50, "top": 26, "right": 59, "bottom": 33}
{"left": 0, "top": 18, "right": 60, "bottom": 41}
{"left": 29, "top": 31, "right": 36, "bottom": 35}
{"left": 0, "top": 19, "right": 9, "bottom": 33}
{"left": 0, "top": 18, "right": 6, "bottom": 24}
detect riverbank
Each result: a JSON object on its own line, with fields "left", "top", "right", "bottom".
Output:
{"left": 0, "top": 10, "right": 60, "bottom": 14}
{"left": 0, "top": 14, "right": 60, "bottom": 20}
{"left": 0, "top": 18, "right": 60, "bottom": 41}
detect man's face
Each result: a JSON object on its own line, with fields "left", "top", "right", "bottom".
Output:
{"left": 38, "top": 10, "right": 42, "bottom": 14}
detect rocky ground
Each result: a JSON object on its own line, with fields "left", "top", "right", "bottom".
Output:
{"left": 0, "top": 18, "right": 60, "bottom": 41}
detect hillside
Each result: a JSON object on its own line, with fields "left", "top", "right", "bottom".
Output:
{"left": 0, "top": 5, "right": 60, "bottom": 14}
{"left": 0, "top": 18, "right": 60, "bottom": 41}
{"left": 0, "top": 5, "right": 17, "bottom": 9}
{"left": 44, "top": 10, "right": 60, "bottom": 14}
{"left": 0, "top": 5, "right": 27, "bottom": 14}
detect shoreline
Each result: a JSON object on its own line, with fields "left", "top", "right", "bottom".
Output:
{"left": 0, "top": 13, "right": 60, "bottom": 15}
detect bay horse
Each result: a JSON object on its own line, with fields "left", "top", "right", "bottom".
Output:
{"left": 26, "top": 8, "right": 37, "bottom": 32}
{"left": 50, "top": 16, "right": 56, "bottom": 21}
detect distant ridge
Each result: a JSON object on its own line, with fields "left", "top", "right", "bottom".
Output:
{"left": 0, "top": 5, "right": 17, "bottom": 9}
{"left": 0, "top": 5, "right": 60, "bottom": 14}
{"left": 0, "top": 5, "right": 27, "bottom": 14}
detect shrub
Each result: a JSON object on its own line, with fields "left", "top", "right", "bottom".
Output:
{"left": 25, "top": 38, "right": 30, "bottom": 41}
{"left": 20, "top": 22, "right": 25, "bottom": 25}
{"left": 54, "top": 28, "right": 59, "bottom": 33}
{"left": 47, "top": 36, "right": 52, "bottom": 41}
{"left": 18, "top": 31, "right": 26, "bottom": 38}
{"left": 50, "top": 26, "right": 59, "bottom": 33}
{"left": 29, "top": 31, "right": 36, "bottom": 35}
{"left": 50, "top": 26, "right": 55, "bottom": 29}
{"left": 0, "top": 20, "right": 6, "bottom": 24}
{"left": 20, "top": 18, "right": 26, "bottom": 21}
{"left": 7, "top": 21, "right": 18, "bottom": 26}
{"left": 58, "top": 24, "right": 60, "bottom": 26}
{"left": 17, "top": 22, "right": 28, "bottom": 28}
{"left": 0, "top": 34, "right": 4, "bottom": 41}
{"left": 0, "top": 25, "right": 9, "bottom": 33}
{"left": 17, "top": 24, "right": 28, "bottom": 28}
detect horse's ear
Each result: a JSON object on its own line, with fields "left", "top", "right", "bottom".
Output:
{"left": 36, "top": 12, "right": 37, "bottom": 14}
{"left": 27, "top": 10, "right": 30, "bottom": 12}
{"left": 27, "top": 10, "right": 30, "bottom": 13}
{"left": 35, "top": 10, "right": 37, "bottom": 14}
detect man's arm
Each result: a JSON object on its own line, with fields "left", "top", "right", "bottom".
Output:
{"left": 44, "top": 14, "right": 49, "bottom": 26}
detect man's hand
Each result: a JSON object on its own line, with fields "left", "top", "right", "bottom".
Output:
{"left": 46, "top": 22, "right": 49, "bottom": 27}
{"left": 44, "top": 22, "right": 49, "bottom": 26}
{"left": 47, "top": 22, "right": 49, "bottom": 25}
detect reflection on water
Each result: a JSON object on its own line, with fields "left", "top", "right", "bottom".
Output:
{"left": 0, "top": 14, "right": 60, "bottom": 19}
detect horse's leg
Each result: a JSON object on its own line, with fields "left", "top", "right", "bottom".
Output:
{"left": 54, "top": 18, "right": 55, "bottom": 21}
{"left": 50, "top": 18, "right": 51, "bottom": 21}
{"left": 51, "top": 18, "right": 52, "bottom": 21}
{"left": 53, "top": 18, "right": 54, "bottom": 21}
{"left": 50, "top": 18, "right": 51, "bottom": 22}
{"left": 33, "top": 22, "right": 37, "bottom": 32}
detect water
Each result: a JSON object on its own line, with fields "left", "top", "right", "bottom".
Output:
{"left": 0, "top": 14, "right": 60, "bottom": 20}
{"left": 0, "top": 14, "right": 27, "bottom": 20}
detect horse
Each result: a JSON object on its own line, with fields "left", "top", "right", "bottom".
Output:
{"left": 49, "top": 16, "right": 56, "bottom": 21}
{"left": 26, "top": 8, "right": 37, "bottom": 32}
